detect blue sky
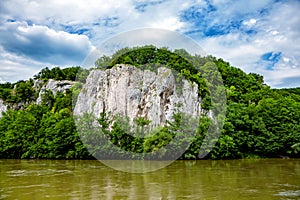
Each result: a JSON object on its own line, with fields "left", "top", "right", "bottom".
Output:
{"left": 0, "top": 0, "right": 299, "bottom": 88}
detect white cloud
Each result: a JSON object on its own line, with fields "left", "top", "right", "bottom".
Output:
{"left": 0, "top": 0, "right": 299, "bottom": 88}
{"left": 194, "top": 0, "right": 300, "bottom": 87}
{"left": 260, "top": 68, "right": 300, "bottom": 87}
{"left": 243, "top": 18, "right": 257, "bottom": 27}
{"left": 149, "top": 17, "right": 185, "bottom": 31}
{"left": 0, "top": 0, "right": 132, "bottom": 25}
{"left": 0, "top": 46, "right": 45, "bottom": 82}
{"left": 0, "top": 21, "right": 95, "bottom": 82}
{"left": 84, "top": 0, "right": 191, "bottom": 47}
{"left": 2, "top": 21, "right": 95, "bottom": 61}
{"left": 283, "top": 57, "right": 290, "bottom": 63}
{"left": 212, "top": 0, "right": 273, "bottom": 16}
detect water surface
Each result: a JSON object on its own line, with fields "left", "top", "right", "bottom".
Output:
{"left": 0, "top": 159, "right": 299, "bottom": 199}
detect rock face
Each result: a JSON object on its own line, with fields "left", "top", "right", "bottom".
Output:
{"left": 74, "top": 65, "right": 202, "bottom": 129}
{"left": 0, "top": 99, "right": 7, "bottom": 117}
{"left": 0, "top": 79, "right": 75, "bottom": 118}
{"left": 36, "top": 79, "right": 74, "bottom": 104}
{"left": 33, "top": 79, "right": 45, "bottom": 91}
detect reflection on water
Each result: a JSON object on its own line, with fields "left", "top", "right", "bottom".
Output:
{"left": 100, "top": 160, "right": 173, "bottom": 173}
{"left": 0, "top": 159, "right": 299, "bottom": 200}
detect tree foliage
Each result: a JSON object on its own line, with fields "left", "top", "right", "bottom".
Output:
{"left": 0, "top": 46, "right": 299, "bottom": 159}
{"left": 33, "top": 66, "right": 82, "bottom": 81}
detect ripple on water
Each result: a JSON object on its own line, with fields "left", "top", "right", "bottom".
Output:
{"left": 274, "top": 190, "right": 300, "bottom": 198}
{"left": 0, "top": 188, "right": 8, "bottom": 200}
{"left": 7, "top": 183, "right": 50, "bottom": 190}
{"left": 6, "top": 169, "right": 73, "bottom": 177}
{"left": 6, "top": 169, "right": 26, "bottom": 177}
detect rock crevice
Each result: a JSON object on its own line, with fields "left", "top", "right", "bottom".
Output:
{"left": 74, "top": 64, "right": 202, "bottom": 129}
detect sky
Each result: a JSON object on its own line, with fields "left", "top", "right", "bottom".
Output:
{"left": 0, "top": 0, "right": 299, "bottom": 88}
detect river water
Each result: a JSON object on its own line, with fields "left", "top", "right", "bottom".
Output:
{"left": 0, "top": 159, "right": 299, "bottom": 199}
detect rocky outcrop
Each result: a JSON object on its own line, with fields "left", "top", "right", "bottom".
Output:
{"left": 0, "top": 99, "right": 7, "bottom": 117}
{"left": 33, "top": 79, "right": 45, "bottom": 91}
{"left": 36, "top": 79, "right": 74, "bottom": 104}
{"left": 74, "top": 65, "right": 202, "bottom": 129}
{"left": 0, "top": 79, "right": 75, "bottom": 117}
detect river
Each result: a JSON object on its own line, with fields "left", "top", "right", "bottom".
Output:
{"left": 0, "top": 159, "right": 299, "bottom": 199}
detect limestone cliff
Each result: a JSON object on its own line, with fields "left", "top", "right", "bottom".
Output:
{"left": 0, "top": 99, "right": 7, "bottom": 117}
{"left": 0, "top": 79, "right": 74, "bottom": 117}
{"left": 36, "top": 79, "right": 74, "bottom": 104}
{"left": 74, "top": 64, "right": 203, "bottom": 129}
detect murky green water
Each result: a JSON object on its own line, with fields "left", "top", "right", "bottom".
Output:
{"left": 0, "top": 159, "right": 299, "bottom": 200}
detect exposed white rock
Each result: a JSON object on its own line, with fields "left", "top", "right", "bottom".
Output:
{"left": 0, "top": 79, "right": 75, "bottom": 117}
{"left": 36, "top": 79, "right": 74, "bottom": 104}
{"left": 33, "top": 79, "right": 45, "bottom": 91}
{"left": 0, "top": 99, "right": 7, "bottom": 117}
{"left": 74, "top": 65, "right": 202, "bottom": 129}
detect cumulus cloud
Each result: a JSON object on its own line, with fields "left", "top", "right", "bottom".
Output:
{"left": 0, "top": 0, "right": 299, "bottom": 87}
{"left": 89, "top": 0, "right": 190, "bottom": 43}
{"left": 0, "top": 46, "right": 46, "bottom": 82}
{"left": 0, "top": 21, "right": 94, "bottom": 65}
{"left": 185, "top": 0, "right": 300, "bottom": 88}
{"left": 0, "top": 0, "right": 132, "bottom": 26}
{"left": 243, "top": 19, "right": 257, "bottom": 27}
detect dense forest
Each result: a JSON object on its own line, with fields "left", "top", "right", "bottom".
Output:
{"left": 0, "top": 46, "right": 299, "bottom": 159}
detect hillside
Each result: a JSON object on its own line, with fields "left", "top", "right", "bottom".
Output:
{"left": 0, "top": 46, "right": 299, "bottom": 159}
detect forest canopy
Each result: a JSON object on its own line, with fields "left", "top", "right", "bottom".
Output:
{"left": 0, "top": 46, "right": 299, "bottom": 159}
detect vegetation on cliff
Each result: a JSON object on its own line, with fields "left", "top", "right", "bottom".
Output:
{"left": 0, "top": 46, "right": 299, "bottom": 159}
